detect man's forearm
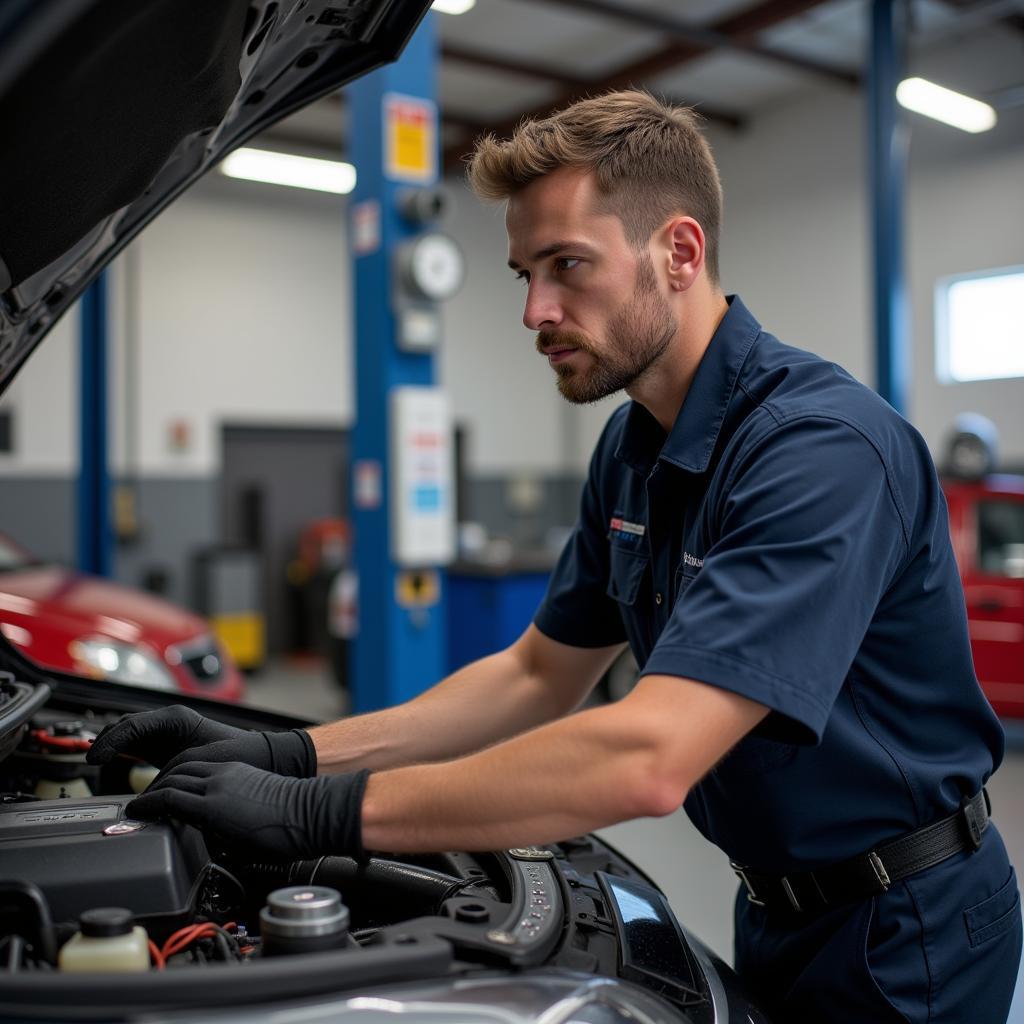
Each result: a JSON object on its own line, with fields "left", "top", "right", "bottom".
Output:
{"left": 360, "top": 699, "right": 665, "bottom": 852}
{"left": 309, "top": 645, "right": 577, "bottom": 774}
{"left": 359, "top": 675, "right": 769, "bottom": 853}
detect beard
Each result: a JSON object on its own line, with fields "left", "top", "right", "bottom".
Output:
{"left": 535, "top": 254, "right": 677, "bottom": 405}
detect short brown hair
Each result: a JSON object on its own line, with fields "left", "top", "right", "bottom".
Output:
{"left": 467, "top": 90, "right": 724, "bottom": 283}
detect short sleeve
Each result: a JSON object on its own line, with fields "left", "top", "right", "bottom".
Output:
{"left": 642, "top": 415, "right": 909, "bottom": 743}
{"left": 533, "top": 434, "right": 629, "bottom": 649}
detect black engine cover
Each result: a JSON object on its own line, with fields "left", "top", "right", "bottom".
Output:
{"left": 0, "top": 795, "right": 207, "bottom": 928}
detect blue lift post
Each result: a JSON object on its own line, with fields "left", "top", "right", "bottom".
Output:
{"left": 347, "top": 15, "right": 447, "bottom": 713}
{"left": 78, "top": 271, "right": 112, "bottom": 576}
{"left": 868, "top": 0, "right": 910, "bottom": 416}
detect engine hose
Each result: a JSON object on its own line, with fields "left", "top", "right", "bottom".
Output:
{"left": 240, "top": 857, "right": 500, "bottom": 920}
{"left": 0, "top": 881, "right": 57, "bottom": 966}
{"left": 312, "top": 857, "right": 501, "bottom": 909}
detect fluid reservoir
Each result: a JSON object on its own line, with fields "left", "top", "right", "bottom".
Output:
{"left": 128, "top": 764, "right": 160, "bottom": 793}
{"left": 34, "top": 777, "right": 92, "bottom": 800}
{"left": 58, "top": 907, "right": 150, "bottom": 972}
{"left": 260, "top": 886, "right": 350, "bottom": 956}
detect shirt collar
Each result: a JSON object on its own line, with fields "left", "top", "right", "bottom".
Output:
{"left": 615, "top": 294, "right": 761, "bottom": 476}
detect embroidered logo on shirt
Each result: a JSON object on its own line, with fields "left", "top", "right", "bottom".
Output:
{"left": 609, "top": 517, "right": 645, "bottom": 543}
{"left": 682, "top": 551, "right": 704, "bottom": 569}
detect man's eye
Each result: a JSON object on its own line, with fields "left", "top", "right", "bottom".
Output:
{"left": 514, "top": 270, "right": 529, "bottom": 284}
{"left": 554, "top": 257, "right": 580, "bottom": 273}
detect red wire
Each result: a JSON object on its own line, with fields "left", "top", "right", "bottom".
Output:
{"left": 161, "top": 921, "right": 237, "bottom": 960}
{"left": 162, "top": 925, "right": 212, "bottom": 958}
{"left": 148, "top": 939, "right": 165, "bottom": 970}
{"left": 30, "top": 729, "right": 93, "bottom": 751}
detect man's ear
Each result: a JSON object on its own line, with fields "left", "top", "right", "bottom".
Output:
{"left": 662, "top": 217, "right": 705, "bottom": 293}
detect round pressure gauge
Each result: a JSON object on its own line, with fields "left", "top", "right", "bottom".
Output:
{"left": 401, "top": 233, "right": 465, "bottom": 302}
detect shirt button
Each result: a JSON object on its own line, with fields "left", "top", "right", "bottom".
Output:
{"left": 655, "top": 592, "right": 663, "bottom": 605}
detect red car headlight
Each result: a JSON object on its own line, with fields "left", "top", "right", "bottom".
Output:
{"left": 68, "top": 637, "right": 177, "bottom": 692}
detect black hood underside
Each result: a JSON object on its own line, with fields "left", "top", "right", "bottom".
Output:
{"left": 0, "top": 0, "right": 429, "bottom": 395}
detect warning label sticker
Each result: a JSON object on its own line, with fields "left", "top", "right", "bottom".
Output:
{"left": 384, "top": 93, "right": 437, "bottom": 184}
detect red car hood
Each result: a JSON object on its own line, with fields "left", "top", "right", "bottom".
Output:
{"left": 0, "top": 566, "right": 208, "bottom": 651}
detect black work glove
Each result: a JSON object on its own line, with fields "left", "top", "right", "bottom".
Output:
{"left": 126, "top": 761, "right": 370, "bottom": 861}
{"left": 86, "top": 705, "right": 316, "bottom": 778}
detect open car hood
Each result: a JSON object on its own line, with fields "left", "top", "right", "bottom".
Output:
{"left": 0, "top": 0, "right": 430, "bottom": 397}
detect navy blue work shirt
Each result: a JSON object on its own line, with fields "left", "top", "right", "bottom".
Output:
{"left": 534, "top": 295, "right": 1004, "bottom": 872}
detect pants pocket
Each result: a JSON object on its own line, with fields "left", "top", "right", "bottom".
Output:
{"left": 861, "top": 896, "right": 916, "bottom": 1023}
{"left": 965, "top": 866, "right": 1021, "bottom": 948}
{"left": 750, "top": 898, "right": 916, "bottom": 1023}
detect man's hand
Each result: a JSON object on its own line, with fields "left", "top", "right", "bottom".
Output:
{"left": 86, "top": 706, "right": 316, "bottom": 778}
{"left": 126, "top": 761, "right": 370, "bottom": 861}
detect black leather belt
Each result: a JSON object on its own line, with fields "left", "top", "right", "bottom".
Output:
{"left": 731, "top": 789, "right": 990, "bottom": 915}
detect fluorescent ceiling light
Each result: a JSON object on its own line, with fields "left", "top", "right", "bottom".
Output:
{"left": 896, "top": 77, "right": 997, "bottom": 133}
{"left": 431, "top": 0, "right": 476, "bottom": 13}
{"left": 220, "top": 148, "right": 357, "bottom": 194}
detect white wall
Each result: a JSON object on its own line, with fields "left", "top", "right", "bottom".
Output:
{"left": 1, "top": 22, "right": 1021, "bottom": 479}
{"left": 0, "top": 178, "right": 353, "bottom": 478}
{"left": 131, "top": 181, "right": 354, "bottom": 476}
{"left": 0, "top": 315, "right": 77, "bottom": 475}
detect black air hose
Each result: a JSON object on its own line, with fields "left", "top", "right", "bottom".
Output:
{"left": 240, "top": 856, "right": 500, "bottom": 921}
{"left": 0, "top": 881, "right": 56, "bottom": 966}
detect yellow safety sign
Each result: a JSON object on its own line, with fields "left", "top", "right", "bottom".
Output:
{"left": 384, "top": 93, "right": 436, "bottom": 183}
{"left": 395, "top": 569, "right": 440, "bottom": 608}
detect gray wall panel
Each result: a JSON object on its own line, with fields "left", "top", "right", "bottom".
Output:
{"left": 0, "top": 478, "right": 74, "bottom": 563}
{"left": 462, "top": 476, "right": 584, "bottom": 548}
{"left": 0, "top": 473, "right": 585, "bottom": 625}
{"left": 0, "top": 475, "right": 216, "bottom": 609}
{"left": 116, "top": 478, "right": 219, "bottom": 607}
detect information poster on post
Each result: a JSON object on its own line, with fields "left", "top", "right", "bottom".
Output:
{"left": 384, "top": 93, "right": 437, "bottom": 184}
{"left": 389, "top": 386, "right": 455, "bottom": 566}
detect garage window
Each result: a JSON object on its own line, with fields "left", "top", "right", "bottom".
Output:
{"left": 936, "top": 265, "right": 1024, "bottom": 383}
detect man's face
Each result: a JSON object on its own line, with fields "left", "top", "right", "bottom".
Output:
{"left": 506, "top": 167, "right": 677, "bottom": 405}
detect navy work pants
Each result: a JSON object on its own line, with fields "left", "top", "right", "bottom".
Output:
{"left": 734, "top": 827, "right": 1022, "bottom": 1022}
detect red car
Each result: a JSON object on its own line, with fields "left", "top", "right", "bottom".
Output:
{"left": 944, "top": 476, "right": 1024, "bottom": 717}
{"left": 0, "top": 532, "right": 244, "bottom": 702}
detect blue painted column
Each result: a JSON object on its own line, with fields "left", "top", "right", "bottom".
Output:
{"left": 78, "top": 271, "right": 111, "bottom": 576}
{"left": 347, "top": 15, "right": 447, "bottom": 713}
{"left": 868, "top": 0, "right": 910, "bottom": 415}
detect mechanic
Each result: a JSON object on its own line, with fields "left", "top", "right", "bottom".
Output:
{"left": 88, "top": 90, "right": 1021, "bottom": 1022}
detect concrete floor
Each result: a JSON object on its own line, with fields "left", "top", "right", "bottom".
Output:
{"left": 244, "top": 659, "right": 1024, "bottom": 1020}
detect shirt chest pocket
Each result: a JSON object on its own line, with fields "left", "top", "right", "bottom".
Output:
{"left": 674, "top": 567, "right": 699, "bottom": 600}
{"left": 607, "top": 544, "right": 649, "bottom": 605}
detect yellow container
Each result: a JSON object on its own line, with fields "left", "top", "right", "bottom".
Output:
{"left": 58, "top": 909, "right": 149, "bottom": 973}
{"left": 211, "top": 611, "right": 265, "bottom": 670}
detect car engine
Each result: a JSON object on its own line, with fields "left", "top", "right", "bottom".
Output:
{"left": 0, "top": 670, "right": 767, "bottom": 1023}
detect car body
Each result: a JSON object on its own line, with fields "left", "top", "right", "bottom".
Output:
{"left": 0, "top": 2, "right": 767, "bottom": 1022}
{"left": 943, "top": 475, "right": 1024, "bottom": 717}
{"left": 0, "top": 532, "right": 244, "bottom": 702}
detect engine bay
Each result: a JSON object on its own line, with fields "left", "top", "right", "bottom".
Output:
{"left": 0, "top": 669, "right": 733, "bottom": 1022}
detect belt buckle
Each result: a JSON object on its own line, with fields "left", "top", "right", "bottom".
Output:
{"left": 730, "top": 862, "right": 766, "bottom": 907}
{"left": 869, "top": 851, "right": 891, "bottom": 891}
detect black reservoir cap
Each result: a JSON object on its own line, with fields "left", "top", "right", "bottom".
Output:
{"left": 79, "top": 906, "right": 133, "bottom": 937}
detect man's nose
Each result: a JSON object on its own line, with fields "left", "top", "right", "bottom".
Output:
{"left": 522, "top": 282, "right": 563, "bottom": 332}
